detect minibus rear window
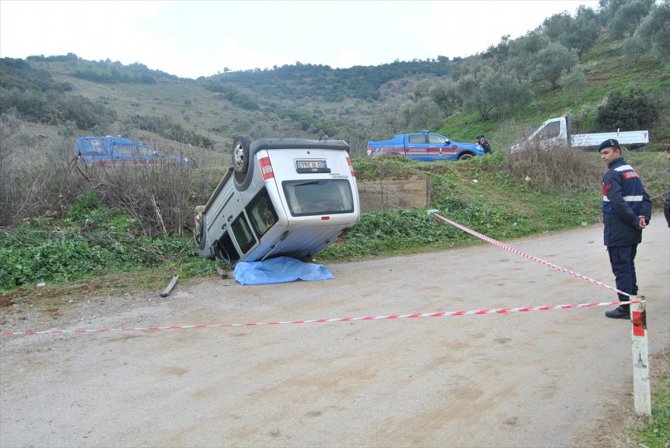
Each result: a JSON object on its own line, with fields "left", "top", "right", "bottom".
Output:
{"left": 282, "top": 179, "right": 354, "bottom": 216}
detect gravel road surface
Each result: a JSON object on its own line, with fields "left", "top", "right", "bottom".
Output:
{"left": 1, "top": 220, "right": 668, "bottom": 448}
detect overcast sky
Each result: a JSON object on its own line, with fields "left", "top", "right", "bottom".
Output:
{"left": 1, "top": 0, "right": 601, "bottom": 79}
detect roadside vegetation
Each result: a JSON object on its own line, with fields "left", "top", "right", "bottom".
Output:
{"left": 1, "top": 142, "right": 667, "bottom": 296}
{"left": 637, "top": 356, "right": 670, "bottom": 448}
{"left": 605, "top": 350, "right": 670, "bottom": 448}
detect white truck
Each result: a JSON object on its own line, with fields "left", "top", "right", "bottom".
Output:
{"left": 194, "top": 137, "right": 360, "bottom": 265}
{"left": 511, "top": 115, "right": 649, "bottom": 152}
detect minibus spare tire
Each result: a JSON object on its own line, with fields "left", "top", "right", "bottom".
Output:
{"left": 232, "top": 136, "right": 252, "bottom": 184}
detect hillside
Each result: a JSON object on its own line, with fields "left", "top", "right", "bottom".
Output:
{"left": 1, "top": 54, "right": 461, "bottom": 162}
{"left": 1, "top": 1, "right": 669, "bottom": 166}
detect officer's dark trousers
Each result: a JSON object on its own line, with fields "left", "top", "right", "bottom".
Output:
{"left": 607, "top": 245, "right": 638, "bottom": 308}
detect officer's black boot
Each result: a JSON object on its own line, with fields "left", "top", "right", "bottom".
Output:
{"left": 605, "top": 304, "right": 630, "bottom": 319}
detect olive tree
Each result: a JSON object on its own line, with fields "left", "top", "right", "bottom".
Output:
{"left": 402, "top": 97, "right": 444, "bottom": 131}
{"left": 482, "top": 34, "right": 511, "bottom": 65}
{"left": 542, "top": 12, "right": 574, "bottom": 42}
{"left": 412, "top": 79, "right": 437, "bottom": 100}
{"left": 370, "top": 99, "right": 403, "bottom": 137}
{"left": 542, "top": 10, "right": 600, "bottom": 57}
{"left": 565, "top": 7, "right": 601, "bottom": 57}
{"left": 457, "top": 67, "right": 531, "bottom": 121}
{"left": 505, "top": 31, "right": 550, "bottom": 80}
{"left": 559, "top": 67, "right": 588, "bottom": 94}
{"left": 529, "top": 43, "right": 578, "bottom": 90}
{"left": 634, "top": 1, "right": 670, "bottom": 62}
{"left": 623, "top": 34, "right": 648, "bottom": 64}
{"left": 608, "top": 0, "right": 654, "bottom": 39}
{"left": 429, "top": 81, "right": 462, "bottom": 116}
{"left": 454, "top": 65, "right": 496, "bottom": 119}
{"left": 479, "top": 72, "right": 533, "bottom": 119}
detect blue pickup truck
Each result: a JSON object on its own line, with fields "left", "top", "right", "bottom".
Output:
{"left": 367, "top": 130, "right": 484, "bottom": 161}
{"left": 74, "top": 136, "right": 197, "bottom": 168}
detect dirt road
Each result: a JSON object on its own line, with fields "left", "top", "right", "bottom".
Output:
{"left": 1, "top": 221, "right": 668, "bottom": 448}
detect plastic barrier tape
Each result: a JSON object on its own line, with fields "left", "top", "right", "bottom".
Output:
{"left": 428, "top": 210, "right": 630, "bottom": 297}
{"left": 1, "top": 300, "right": 641, "bottom": 337}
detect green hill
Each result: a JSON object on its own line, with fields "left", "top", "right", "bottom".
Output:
{"left": 1, "top": 0, "right": 668, "bottom": 166}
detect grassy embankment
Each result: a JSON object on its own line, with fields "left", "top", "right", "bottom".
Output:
{"left": 2, "top": 148, "right": 666, "bottom": 297}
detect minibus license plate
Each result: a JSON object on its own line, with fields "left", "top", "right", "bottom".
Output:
{"left": 296, "top": 159, "right": 327, "bottom": 169}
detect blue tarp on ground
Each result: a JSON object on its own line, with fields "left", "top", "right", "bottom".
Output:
{"left": 233, "top": 256, "right": 334, "bottom": 285}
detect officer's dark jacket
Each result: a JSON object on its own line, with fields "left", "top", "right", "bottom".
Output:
{"left": 602, "top": 157, "right": 652, "bottom": 246}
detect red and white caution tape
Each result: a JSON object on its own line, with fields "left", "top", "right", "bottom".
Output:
{"left": 428, "top": 210, "right": 630, "bottom": 297}
{"left": 1, "top": 299, "right": 641, "bottom": 337}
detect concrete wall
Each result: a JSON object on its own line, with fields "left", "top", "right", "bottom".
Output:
{"left": 357, "top": 176, "right": 429, "bottom": 212}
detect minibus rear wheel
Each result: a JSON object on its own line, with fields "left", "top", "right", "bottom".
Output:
{"left": 233, "top": 136, "right": 252, "bottom": 184}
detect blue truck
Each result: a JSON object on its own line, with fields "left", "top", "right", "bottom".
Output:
{"left": 74, "top": 136, "right": 197, "bottom": 168}
{"left": 367, "top": 130, "right": 484, "bottom": 161}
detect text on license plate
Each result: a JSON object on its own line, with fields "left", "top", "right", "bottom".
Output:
{"left": 295, "top": 159, "right": 327, "bottom": 169}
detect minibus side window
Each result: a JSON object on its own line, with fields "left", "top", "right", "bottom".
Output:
{"left": 231, "top": 214, "right": 256, "bottom": 254}
{"left": 246, "top": 188, "right": 278, "bottom": 238}
{"left": 215, "top": 231, "right": 240, "bottom": 264}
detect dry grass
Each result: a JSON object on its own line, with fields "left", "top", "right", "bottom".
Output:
{"left": 77, "top": 162, "right": 221, "bottom": 236}
{"left": 0, "top": 127, "right": 223, "bottom": 235}
{"left": 503, "top": 143, "right": 602, "bottom": 192}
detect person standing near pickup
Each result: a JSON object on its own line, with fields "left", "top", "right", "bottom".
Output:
{"left": 476, "top": 135, "right": 492, "bottom": 154}
{"left": 599, "top": 139, "right": 652, "bottom": 319}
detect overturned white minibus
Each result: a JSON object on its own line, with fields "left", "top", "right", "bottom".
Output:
{"left": 194, "top": 137, "right": 360, "bottom": 264}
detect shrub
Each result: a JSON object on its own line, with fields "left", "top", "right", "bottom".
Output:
{"left": 75, "top": 161, "right": 221, "bottom": 236}
{"left": 321, "top": 208, "right": 457, "bottom": 258}
{"left": 0, "top": 188, "right": 219, "bottom": 290}
{"left": 596, "top": 89, "right": 659, "bottom": 131}
{"left": 352, "top": 155, "right": 420, "bottom": 180}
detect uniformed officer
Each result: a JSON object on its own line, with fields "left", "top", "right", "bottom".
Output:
{"left": 599, "top": 139, "right": 652, "bottom": 319}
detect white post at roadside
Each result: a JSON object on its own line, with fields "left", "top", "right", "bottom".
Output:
{"left": 631, "top": 299, "right": 652, "bottom": 418}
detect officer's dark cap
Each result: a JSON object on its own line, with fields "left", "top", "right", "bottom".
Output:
{"left": 598, "top": 138, "right": 620, "bottom": 152}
